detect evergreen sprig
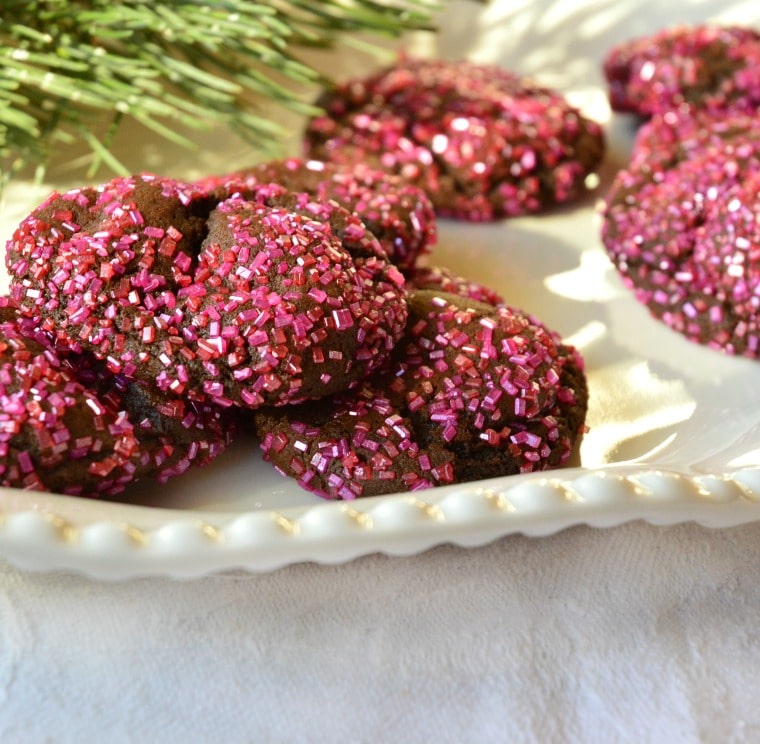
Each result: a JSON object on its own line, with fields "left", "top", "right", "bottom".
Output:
{"left": 0, "top": 0, "right": 442, "bottom": 181}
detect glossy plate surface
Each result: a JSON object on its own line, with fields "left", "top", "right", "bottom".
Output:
{"left": 0, "top": 0, "right": 758, "bottom": 579}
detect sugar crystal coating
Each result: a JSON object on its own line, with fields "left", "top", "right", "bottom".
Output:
{"left": 189, "top": 188, "right": 408, "bottom": 406}
{"left": 0, "top": 298, "right": 232, "bottom": 497}
{"left": 304, "top": 58, "right": 605, "bottom": 221}
{"left": 601, "top": 108, "right": 760, "bottom": 357}
{"left": 6, "top": 174, "right": 408, "bottom": 408}
{"left": 253, "top": 290, "right": 587, "bottom": 500}
{"left": 604, "top": 25, "right": 760, "bottom": 117}
{"left": 195, "top": 158, "right": 436, "bottom": 273}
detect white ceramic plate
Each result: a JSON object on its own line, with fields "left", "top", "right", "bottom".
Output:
{"left": 0, "top": 0, "right": 758, "bottom": 579}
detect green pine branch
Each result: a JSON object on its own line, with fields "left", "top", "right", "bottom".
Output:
{"left": 0, "top": 0, "right": 444, "bottom": 182}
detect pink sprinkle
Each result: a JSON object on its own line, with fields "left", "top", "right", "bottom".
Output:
{"left": 332, "top": 309, "right": 354, "bottom": 330}
{"left": 17, "top": 450, "right": 34, "bottom": 474}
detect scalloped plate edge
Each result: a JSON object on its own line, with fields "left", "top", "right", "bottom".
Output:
{"left": 1, "top": 466, "right": 759, "bottom": 580}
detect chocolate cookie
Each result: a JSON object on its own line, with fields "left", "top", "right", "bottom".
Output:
{"left": 253, "top": 290, "right": 587, "bottom": 499}
{"left": 604, "top": 25, "right": 760, "bottom": 117}
{"left": 0, "top": 300, "right": 232, "bottom": 497}
{"left": 406, "top": 265, "right": 504, "bottom": 306}
{"left": 196, "top": 158, "right": 436, "bottom": 273}
{"left": 7, "top": 175, "right": 408, "bottom": 408}
{"left": 303, "top": 58, "right": 605, "bottom": 221}
{"left": 601, "top": 108, "right": 760, "bottom": 357}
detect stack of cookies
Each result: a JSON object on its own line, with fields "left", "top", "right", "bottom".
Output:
{"left": 2, "top": 59, "right": 604, "bottom": 500}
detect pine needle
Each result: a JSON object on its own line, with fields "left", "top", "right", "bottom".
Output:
{"left": 0, "top": 0, "right": 444, "bottom": 182}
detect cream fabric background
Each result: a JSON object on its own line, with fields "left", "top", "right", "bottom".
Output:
{"left": 1, "top": 521, "right": 759, "bottom": 742}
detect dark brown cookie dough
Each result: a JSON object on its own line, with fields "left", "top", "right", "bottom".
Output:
{"left": 253, "top": 290, "right": 587, "bottom": 499}
{"left": 303, "top": 58, "right": 605, "bottom": 221}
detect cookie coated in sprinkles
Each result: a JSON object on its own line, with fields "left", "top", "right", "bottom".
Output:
{"left": 6, "top": 174, "right": 408, "bottom": 409}
{"left": 253, "top": 291, "right": 587, "bottom": 500}
{"left": 604, "top": 24, "right": 760, "bottom": 117}
{"left": 406, "top": 265, "right": 504, "bottom": 307}
{"left": 6, "top": 173, "right": 210, "bottom": 380}
{"left": 0, "top": 299, "right": 231, "bottom": 497}
{"left": 628, "top": 107, "right": 759, "bottom": 175}
{"left": 188, "top": 189, "right": 408, "bottom": 407}
{"left": 304, "top": 57, "right": 605, "bottom": 221}
{"left": 602, "top": 110, "right": 760, "bottom": 358}
{"left": 196, "top": 158, "right": 437, "bottom": 273}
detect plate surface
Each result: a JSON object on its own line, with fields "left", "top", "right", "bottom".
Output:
{"left": 0, "top": 0, "right": 758, "bottom": 579}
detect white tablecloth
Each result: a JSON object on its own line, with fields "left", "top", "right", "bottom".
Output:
{"left": 2, "top": 1, "right": 759, "bottom": 740}
{"left": 1, "top": 521, "right": 759, "bottom": 742}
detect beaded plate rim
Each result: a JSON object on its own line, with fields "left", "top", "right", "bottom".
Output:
{"left": 0, "top": 464, "right": 759, "bottom": 580}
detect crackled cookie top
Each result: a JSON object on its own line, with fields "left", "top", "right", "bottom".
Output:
{"left": 304, "top": 58, "right": 605, "bottom": 221}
